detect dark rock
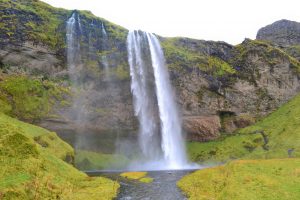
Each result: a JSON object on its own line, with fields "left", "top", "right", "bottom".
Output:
{"left": 257, "top": 19, "right": 300, "bottom": 46}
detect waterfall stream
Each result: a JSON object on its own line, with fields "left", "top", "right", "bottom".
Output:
{"left": 127, "top": 31, "right": 193, "bottom": 170}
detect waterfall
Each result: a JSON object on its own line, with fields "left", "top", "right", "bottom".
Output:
{"left": 146, "top": 33, "right": 187, "bottom": 168}
{"left": 101, "top": 22, "right": 111, "bottom": 82}
{"left": 101, "top": 22, "right": 107, "bottom": 37}
{"left": 66, "top": 12, "right": 82, "bottom": 85}
{"left": 66, "top": 12, "right": 88, "bottom": 130}
{"left": 127, "top": 31, "right": 190, "bottom": 169}
{"left": 127, "top": 31, "right": 161, "bottom": 160}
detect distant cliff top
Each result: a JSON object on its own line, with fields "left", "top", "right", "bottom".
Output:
{"left": 256, "top": 19, "right": 300, "bottom": 46}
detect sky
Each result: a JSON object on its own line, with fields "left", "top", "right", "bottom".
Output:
{"left": 42, "top": 0, "right": 300, "bottom": 45}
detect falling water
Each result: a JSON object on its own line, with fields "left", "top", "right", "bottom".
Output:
{"left": 146, "top": 33, "right": 187, "bottom": 168}
{"left": 66, "top": 13, "right": 77, "bottom": 81}
{"left": 66, "top": 12, "right": 88, "bottom": 132}
{"left": 127, "top": 31, "right": 161, "bottom": 161}
{"left": 101, "top": 22, "right": 111, "bottom": 81}
{"left": 66, "top": 12, "right": 82, "bottom": 85}
{"left": 127, "top": 31, "right": 190, "bottom": 169}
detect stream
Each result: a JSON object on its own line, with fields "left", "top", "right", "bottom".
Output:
{"left": 87, "top": 170, "right": 194, "bottom": 200}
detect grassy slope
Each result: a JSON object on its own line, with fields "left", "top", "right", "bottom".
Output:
{"left": 0, "top": 113, "right": 119, "bottom": 199}
{"left": 178, "top": 158, "right": 300, "bottom": 200}
{"left": 180, "top": 88, "right": 300, "bottom": 200}
{"left": 187, "top": 92, "right": 300, "bottom": 163}
{"left": 0, "top": 73, "right": 70, "bottom": 122}
{"left": 75, "top": 150, "right": 129, "bottom": 170}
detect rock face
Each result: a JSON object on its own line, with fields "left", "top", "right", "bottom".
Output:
{"left": 0, "top": 43, "right": 64, "bottom": 76}
{"left": 257, "top": 19, "right": 300, "bottom": 46}
{"left": 183, "top": 116, "right": 221, "bottom": 141}
{"left": 1, "top": 1, "right": 300, "bottom": 142}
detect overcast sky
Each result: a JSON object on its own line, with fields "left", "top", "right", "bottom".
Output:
{"left": 42, "top": 0, "right": 300, "bottom": 44}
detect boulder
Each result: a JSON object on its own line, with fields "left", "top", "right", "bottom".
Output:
{"left": 183, "top": 116, "right": 221, "bottom": 142}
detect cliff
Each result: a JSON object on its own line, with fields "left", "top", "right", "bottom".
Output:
{"left": 1, "top": 0, "right": 300, "bottom": 142}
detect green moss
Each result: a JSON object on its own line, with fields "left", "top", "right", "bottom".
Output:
{"left": 79, "top": 10, "right": 127, "bottom": 41}
{"left": 207, "top": 56, "right": 236, "bottom": 77}
{"left": 161, "top": 38, "right": 206, "bottom": 71}
{"left": 120, "top": 171, "right": 147, "bottom": 180}
{"left": 178, "top": 158, "right": 300, "bottom": 200}
{"left": 139, "top": 177, "right": 154, "bottom": 183}
{"left": 114, "top": 64, "right": 130, "bottom": 80}
{"left": 0, "top": 112, "right": 119, "bottom": 199}
{"left": 0, "top": 0, "right": 69, "bottom": 49}
{"left": 120, "top": 171, "right": 153, "bottom": 183}
{"left": 0, "top": 74, "right": 69, "bottom": 121}
{"left": 75, "top": 150, "right": 129, "bottom": 170}
{"left": 161, "top": 38, "right": 235, "bottom": 77}
{"left": 233, "top": 39, "right": 300, "bottom": 74}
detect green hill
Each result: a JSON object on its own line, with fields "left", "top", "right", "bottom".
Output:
{"left": 178, "top": 158, "right": 300, "bottom": 200}
{"left": 179, "top": 88, "right": 300, "bottom": 200}
{"left": 0, "top": 112, "right": 119, "bottom": 199}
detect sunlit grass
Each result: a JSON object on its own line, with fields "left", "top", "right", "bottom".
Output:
{"left": 0, "top": 113, "right": 119, "bottom": 199}
{"left": 120, "top": 172, "right": 153, "bottom": 183}
{"left": 178, "top": 158, "right": 300, "bottom": 200}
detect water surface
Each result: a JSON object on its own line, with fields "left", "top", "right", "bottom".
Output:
{"left": 88, "top": 170, "right": 194, "bottom": 200}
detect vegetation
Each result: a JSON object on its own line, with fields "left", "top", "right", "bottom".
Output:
{"left": 232, "top": 39, "right": 300, "bottom": 73}
{"left": 120, "top": 172, "right": 153, "bottom": 183}
{"left": 75, "top": 150, "right": 129, "bottom": 170}
{"left": 187, "top": 91, "right": 300, "bottom": 163}
{"left": 0, "top": 113, "right": 119, "bottom": 199}
{"left": 0, "top": 73, "right": 70, "bottom": 122}
{"left": 161, "top": 38, "right": 235, "bottom": 77}
{"left": 178, "top": 158, "right": 300, "bottom": 200}
{"left": 0, "top": 0, "right": 69, "bottom": 49}
{"left": 161, "top": 38, "right": 206, "bottom": 71}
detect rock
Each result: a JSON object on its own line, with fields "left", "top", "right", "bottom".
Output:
{"left": 223, "top": 114, "right": 256, "bottom": 133}
{"left": 183, "top": 116, "right": 221, "bottom": 142}
{"left": 257, "top": 19, "right": 300, "bottom": 46}
{"left": 0, "top": 43, "right": 64, "bottom": 77}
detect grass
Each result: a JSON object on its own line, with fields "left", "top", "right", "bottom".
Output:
{"left": 187, "top": 92, "right": 300, "bottom": 163}
{"left": 75, "top": 150, "right": 130, "bottom": 170}
{"left": 0, "top": 73, "right": 70, "bottom": 122}
{"left": 178, "top": 158, "right": 300, "bottom": 200}
{"left": 120, "top": 172, "right": 153, "bottom": 183}
{"left": 0, "top": 112, "right": 119, "bottom": 199}
{"left": 161, "top": 38, "right": 235, "bottom": 77}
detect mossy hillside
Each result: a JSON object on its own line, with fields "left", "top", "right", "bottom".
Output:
{"left": 0, "top": 74, "right": 70, "bottom": 122}
{"left": 0, "top": 112, "right": 119, "bottom": 199}
{"left": 0, "top": 0, "right": 130, "bottom": 80}
{"left": 0, "top": 0, "right": 127, "bottom": 48}
{"left": 178, "top": 158, "right": 300, "bottom": 200}
{"left": 187, "top": 92, "right": 300, "bottom": 163}
{"left": 0, "top": 0, "right": 70, "bottom": 50}
{"left": 285, "top": 45, "right": 300, "bottom": 60}
{"left": 161, "top": 38, "right": 236, "bottom": 77}
{"left": 232, "top": 39, "right": 300, "bottom": 77}
{"left": 75, "top": 150, "right": 130, "bottom": 170}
